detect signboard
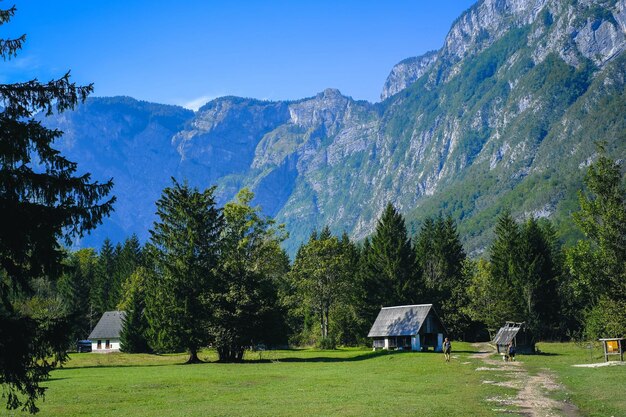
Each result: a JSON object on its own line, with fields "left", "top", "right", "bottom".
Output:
{"left": 606, "top": 340, "right": 618, "bottom": 353}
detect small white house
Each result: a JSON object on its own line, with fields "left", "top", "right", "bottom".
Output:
{"left": 89, "top": 311, "right": 126, "bottom": 352}
{"left": 368, "top": 304, "right": 447, "bottom": 352}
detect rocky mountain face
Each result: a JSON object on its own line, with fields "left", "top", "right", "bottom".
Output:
{"left": 380, "top": 50, "right": 438, "bottom": 100}
{"left": 46, "top": 0, "right": 626, "bottom": 255}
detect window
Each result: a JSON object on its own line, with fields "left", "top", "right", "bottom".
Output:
{"left": 97, "top": 340, "right": 102, "bottom": 349}
{"left": 105, "top": 340, "right": 110, "bottom": 349}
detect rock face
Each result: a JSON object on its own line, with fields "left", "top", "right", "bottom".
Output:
{"left": 380, "top": 51, "right": 438, "bottom": 100}
{"left": 46, "top": 0, "right": 626, "bottom": 255}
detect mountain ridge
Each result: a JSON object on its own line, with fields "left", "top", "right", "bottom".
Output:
{"left": 44, "top": 0, "right": 626, "bottom": 255}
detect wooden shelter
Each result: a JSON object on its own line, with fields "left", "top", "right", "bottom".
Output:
{"left": 493, "top": 322, "right": 534, "bottom": 354}
{"left": 368, "top": 304, "right": 447, "bottom": 352}
{"left": 599, "top": 338, "right": 624, "bottom": 362}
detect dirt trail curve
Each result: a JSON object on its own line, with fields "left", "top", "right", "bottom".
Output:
{"left": 470, "top": 343, "right": 581, "bottom": 417}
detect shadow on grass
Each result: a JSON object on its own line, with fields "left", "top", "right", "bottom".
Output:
{"left": 59, "top": 348, "right": 461, "bottom": 369}
{"left": 241, "top": 349, "right": 395, "bottom": 364}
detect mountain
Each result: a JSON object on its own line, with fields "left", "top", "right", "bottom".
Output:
{"left": 45, "top": 0, "right": 626, "bottom": 255}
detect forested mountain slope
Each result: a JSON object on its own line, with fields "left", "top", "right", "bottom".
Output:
{"left": 46, "top": 0, "right": 626, "bottom": 254}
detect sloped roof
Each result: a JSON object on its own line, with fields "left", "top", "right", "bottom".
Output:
{"left": 367, "top": 304, "right": 435, "bottom": 338}
{"left": 493, "top": 322, "right": 523, "bottom": 345}
{"left": 89, "top": 311, "right": 126, "bottom": 339}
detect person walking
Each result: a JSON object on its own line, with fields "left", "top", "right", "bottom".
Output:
{"left": 443, "top": 337, "right": 452, "bottom": 362}
{"left": 508, "top": 342, "right": 516, "bottom": 361}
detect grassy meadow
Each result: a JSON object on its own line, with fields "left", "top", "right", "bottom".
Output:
{"left": 526, "top": 342, "right": 626, "bottom": 417}
{"left": 2, "top": 342, "right": 624, "bottom": 417}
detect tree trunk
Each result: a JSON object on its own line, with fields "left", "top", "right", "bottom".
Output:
{"left": 186, "top": 348, "right": 202, "bottom": 364}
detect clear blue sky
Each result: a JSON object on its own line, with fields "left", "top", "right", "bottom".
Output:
{"left": 3, "top": 0, "right": 476, "bottom": 109}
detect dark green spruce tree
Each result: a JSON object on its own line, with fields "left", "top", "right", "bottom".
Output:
{"left": 57, "top": 249, "right": 97, "bottom": 342}
{"left": 91, "top": 238, "right": 116, "bottom": 315}
{"left": 145, "top": 179, "right": 222, "bottom": 363}
{"left": 360, "top": 203, "right": 419, "bottom": 326}
{"left": 119, "top": 267, "right": 151, "bottom": 353}
{"left": 0, "top": 5, "right": 114, "bottom": 412}
{"left": 416, "top": 215, "right": 470, "bottom": 339}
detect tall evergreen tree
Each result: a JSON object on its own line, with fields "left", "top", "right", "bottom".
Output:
{"left": 91, "top": 239, "right": 116, "bottom": 315}
{"left": 360, "top": 203, "right": 418, "bottom": 326}
{"left": 119, "top": 267, "right": 151, "bottom": 353}
{"left": 57, "top": 249, "right": 97, "bottom": 342}
{"left": 488, "top": 210, "right": 524, "bottom": 323}
{"left": 0, "top": 6, "right": 114, "bottom": 412}
{"left": 415, "top": 216, "right": 470, "bottom": 339}
{"left": 145, "top": 179, "right": 222, "bottom": 363}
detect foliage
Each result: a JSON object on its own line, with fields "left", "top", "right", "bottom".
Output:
{"left": 145, "top": 179, "right": 222, "bottom": 363}
{"left": 415, "top": 215, "right": 471, "bottom": 339}
{"left": 0, "top": 5, "right": 114, "bottom": 413}
{"left": 467, "top": 212, "right": 564, "bottom": 343}
{"left": 57, "top": 249, "right": 97, "bottom": 343}
{"left": 212, "top": 189, "right": 288, "bottom": 361}
{"left": 566, "top": 148, "right": 626, "bottom": 338}
{"left": 289, "top": 227, "right": 354, "bottom": 348}
{"left": 119, "top": 267, "right": 151, "bottom": 353}
{"left": 359, "top": 203, "right": 419, "bottom": 327}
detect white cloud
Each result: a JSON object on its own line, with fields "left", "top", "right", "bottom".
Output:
{"left": 181, "top": 95, "right": 221, "bottom": 112}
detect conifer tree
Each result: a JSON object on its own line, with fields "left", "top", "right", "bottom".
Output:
{"left": 0, "top": 6, "right": 114, "bottom": 412}
{"left": 145, "top": 179, "right": 222, "bottom": 363}
{"left": 119, "top": 268, "right": 151, "bottom": 353}
{"left": 360, "top": 203, "right": 418, "bottom": 325}
{"left": 92, "top": 239, "right": 116, "bottom": 315}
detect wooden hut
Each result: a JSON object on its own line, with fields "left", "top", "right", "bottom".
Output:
{"left": 493, "top": 322, "right": 534, "bottom": 354}
{"left": 368, "top": 304, "right": 447, "bottom": 352}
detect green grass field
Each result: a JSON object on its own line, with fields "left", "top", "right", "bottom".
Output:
{"left": 2, "top": 342, "right": 624, "bottom": 417}
{"left": 526, "top": 342, "right": 626, "bottom": 417}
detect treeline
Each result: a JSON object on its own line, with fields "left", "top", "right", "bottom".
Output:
{"left": 48, "top": 151, "right": 625, "bottom": 360}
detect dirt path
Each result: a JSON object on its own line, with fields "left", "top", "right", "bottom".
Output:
{"left": 471, "top": 343, "right": 582, "bottom": 417}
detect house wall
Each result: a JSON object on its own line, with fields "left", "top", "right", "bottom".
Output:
{"left": 91, "top": 338, "right": 121, "bottom": 352}
{"left": 411, "top": 335, "right": 421, "bottom": 351}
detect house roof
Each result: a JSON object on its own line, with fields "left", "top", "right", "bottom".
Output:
{"left": 88, "top": 311, "right": 126, "bottom": 339}
{"left": 493, "top": 322, "right": 524, "bottom": 345}
{"left": 367, "top": 304, "right": 438, "bottom": 338}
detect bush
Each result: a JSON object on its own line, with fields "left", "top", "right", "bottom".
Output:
{"left": 317, "top": 336, "right": 337, "bottom": 350}
{"left": 584, "top": 297, "right": 626, "bottom": 340}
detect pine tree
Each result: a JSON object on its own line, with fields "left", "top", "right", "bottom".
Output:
{"left": 92, "top": 239, "right": 116, "bottom": 315}
{"left": 119, "top": 268, "right": 151, "bottom": 353}
{"left": 57, "top": 250, "right": 96, "bottom": 342}
{"left": 145, "top": 179, "right": 222, "bottom": 363}
{"left": 0, "top": 6, "right": 114, "bottom": 412}
{"left": 360, "top": 203, "right": 419, "bottom": 326}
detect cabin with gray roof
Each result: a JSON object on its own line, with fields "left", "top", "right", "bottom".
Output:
{"left": 367, "top": 304, "right": 447, "bottom": 352}
{"left": 88, "top": 311, "right": 126, "bottom": 352}
{"left": 493, "top": 321, "right": 534, "bottom": 355}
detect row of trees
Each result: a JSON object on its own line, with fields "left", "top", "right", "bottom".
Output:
{"left": 54, "top": 149, "right": 625, "bottom": 362}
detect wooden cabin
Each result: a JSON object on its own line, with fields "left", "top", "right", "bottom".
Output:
{"left": 368, "top": 304, "right": 447, "bottom": 352}
{"left": 493, "top": 322, "right": 534, "bottom": 355}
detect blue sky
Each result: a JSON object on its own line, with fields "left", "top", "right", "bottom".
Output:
{"left": 3, "top": 0, "right": 476, "bottom": 109}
